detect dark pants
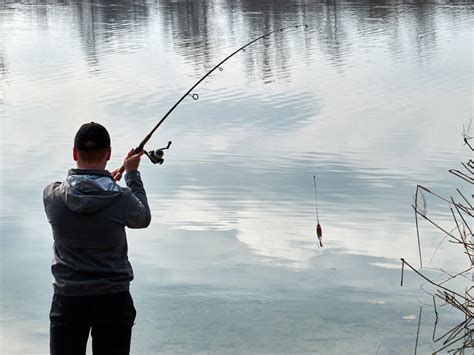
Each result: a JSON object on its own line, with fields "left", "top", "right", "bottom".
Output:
{"left": 50, "top": 291, "right": 136, "bottom": 355}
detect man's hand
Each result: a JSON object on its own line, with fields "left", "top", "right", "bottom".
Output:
{"left": 124, "top": 148, "right": 144, "bottom": 172}
{"left": 110, "top": 149, "right": 144, "bottom": 182}
{"left": 111, "top": 168, "right": 123, "bottom": 182}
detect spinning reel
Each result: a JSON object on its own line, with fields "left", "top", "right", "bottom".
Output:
{"left": 144, "top": 141, "right": 172, "bottom": 165}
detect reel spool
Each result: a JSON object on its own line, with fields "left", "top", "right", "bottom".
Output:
{"left": 144, "top": 141, "right": 172, "bottom": 165}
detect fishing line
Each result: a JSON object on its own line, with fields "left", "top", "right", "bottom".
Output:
{"left": 313, "top": 174, "right": 320, "bottom": 224}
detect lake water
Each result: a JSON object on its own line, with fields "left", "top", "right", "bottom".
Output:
{"left": 1, "top": 0, "right": 472, "bottom": 353}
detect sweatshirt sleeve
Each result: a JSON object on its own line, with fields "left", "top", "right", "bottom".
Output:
{"left": 124, "top": 170, "right": 151, "bottom": 229}
{"left": 43, "top": 182, "right": 61, "bottom": 223}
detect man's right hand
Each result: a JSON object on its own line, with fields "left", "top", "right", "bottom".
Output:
{"left": 124, "top": 148, "right": 144, "bottom": 172}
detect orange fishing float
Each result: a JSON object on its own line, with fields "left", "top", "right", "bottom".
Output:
{"left": 316, "top": 223, "right": 323, "bottom": 247}
{"left": 313, "top": 174, "right": 323, "bottom": 247}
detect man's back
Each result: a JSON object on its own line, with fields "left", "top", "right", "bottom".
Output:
{"left": 44, "top": 168, "right": 151, "bottom": 296}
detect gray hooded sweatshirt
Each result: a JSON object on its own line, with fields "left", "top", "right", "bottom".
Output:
{"left": 43, "top": 169, "right": 151, "bottom": 296}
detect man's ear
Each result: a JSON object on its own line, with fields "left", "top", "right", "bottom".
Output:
{"left": 73, "top": 147, "right": 78, "bottom": 161}
{"left": 106, "top": 147, "right": 112, "bottom": 161}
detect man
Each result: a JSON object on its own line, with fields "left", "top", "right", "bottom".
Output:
{"left": 43, "top": 122, "right": 151, "bottom": 355}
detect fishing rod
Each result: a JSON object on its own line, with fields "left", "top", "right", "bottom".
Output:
{"left": 115, "top": 24, "right": 309, "bottom": 175}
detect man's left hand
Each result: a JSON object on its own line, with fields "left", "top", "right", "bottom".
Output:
{"left": 111, "top": 168, "right": 123, "bottom": 182}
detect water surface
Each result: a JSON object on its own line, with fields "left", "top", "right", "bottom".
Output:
{"left": 1, "top": 0, "right": 472, "bottom": 353}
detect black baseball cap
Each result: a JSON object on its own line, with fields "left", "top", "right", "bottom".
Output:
{"left": 74, "top": 122, "right": 111, "bottom": 151}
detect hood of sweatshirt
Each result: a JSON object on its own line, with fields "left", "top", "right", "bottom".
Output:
{"left": 59, "top": 169, "right": 123, "bottom": 214}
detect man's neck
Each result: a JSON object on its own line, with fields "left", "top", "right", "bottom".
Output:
{"left": 76, "top": 163, "right": 107, "bottom": 170}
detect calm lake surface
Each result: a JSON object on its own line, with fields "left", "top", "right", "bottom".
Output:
{"left": 1, "top": 0, "right": 472, "bottom": 353}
